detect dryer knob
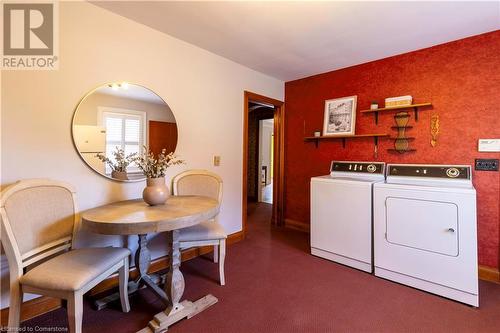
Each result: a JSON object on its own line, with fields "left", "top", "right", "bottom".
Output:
{"left": 446, "top": 168, "right": 460, "bottom": 178}
{"left": 367, "top": 164, "right": 376, "bottom": 173}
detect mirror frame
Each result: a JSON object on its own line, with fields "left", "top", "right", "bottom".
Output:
{"left": 71, "top": 82, "right": 175, "bottom": 182}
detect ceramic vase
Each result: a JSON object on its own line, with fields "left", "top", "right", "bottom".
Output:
{"left": 143, "top": 177, "right": 170, "bottom": 206}
{"left": 111, "top": 170, "right": 129, "bottom": 181}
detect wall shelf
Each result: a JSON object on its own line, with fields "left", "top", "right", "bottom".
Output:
{"left": 304, "top": 133, "right": 389, "bottom": 148}
{"left": 387, "top": 148, "right": 417, "bottom": 153}
{"left": 390, "top": 137, "right": 415, "bottom": 141}
{"left": 361, "top": 103, "right": 432, "bottom": 124}
{"left": 391, "top": 126, "right": 413, "bottom": 129}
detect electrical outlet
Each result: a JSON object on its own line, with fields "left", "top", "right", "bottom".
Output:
{"left": 213, "top": 156, "right": 221, "bottom": 166}
{"left": 475, "top": 159, "right": 499, "bottom": 171}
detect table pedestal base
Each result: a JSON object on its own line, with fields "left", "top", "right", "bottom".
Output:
{"left": 94, "top": 273, "right": 165, "bottom": 310}
{"left": 137, "top": 294, "right": 218, "bottom": 333}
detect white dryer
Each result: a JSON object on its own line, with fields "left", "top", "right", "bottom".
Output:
{"left": 311, "top": 161, "right": 386, "bottom": 273}
{"left": 374, "top": 164, "right": 478, "bottom": 306}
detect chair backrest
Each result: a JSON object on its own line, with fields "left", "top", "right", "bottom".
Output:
{"left": 1, "top": 179, "right": 79, "bottom": 274}
{"left": 172, "top": 170, "right": 223, "bottom": 203}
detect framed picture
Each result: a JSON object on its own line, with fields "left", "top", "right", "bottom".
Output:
{"left": 322, "top": 95, "right": 357, "bottom": 136}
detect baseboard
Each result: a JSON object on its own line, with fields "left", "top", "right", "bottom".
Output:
{"left": 0, "top": 296, "right": 61, "bottom": 326}
{"left": 284, "top": 218, "right": 310, "bottom": 233}
{"left": 479, "top": 265, "right": 500, "bottom": 284}
{"left": 0, "top": 230, "right": 244, "bottom": 325}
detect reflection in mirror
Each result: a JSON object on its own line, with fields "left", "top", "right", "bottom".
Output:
{"left": 72, "top": 83, "right": 178, "bottom": 181}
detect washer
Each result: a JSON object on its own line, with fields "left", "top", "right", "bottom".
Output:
{"left": 311, "top": 161, "right": 385, "bottom": 272}
{"left": 374, "top": 164, "right": 478, "bottom": 306}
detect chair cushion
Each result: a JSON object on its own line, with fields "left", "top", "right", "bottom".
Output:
{"left": 20, "top": 247, "right": 130, "bottom": 291}
{"left": 179, "top": 220, "right": 227, "bottom": 242}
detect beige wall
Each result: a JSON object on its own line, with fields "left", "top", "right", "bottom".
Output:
{"left": 0, "top": 2, "right": 283, "bottom": 308}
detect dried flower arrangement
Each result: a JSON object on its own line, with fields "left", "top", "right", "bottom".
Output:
{"left": 96, "top": 147, "right": 136, "bottom": 172}
{"left": 134, "top": 146, "right": 184, "bottom": 178}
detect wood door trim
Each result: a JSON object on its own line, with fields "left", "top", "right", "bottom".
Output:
{"left": 246, "top": 91, "right": 283, "bottom": 107}
{"left": 243, "top": 91, "right": 285, "bottom": 236}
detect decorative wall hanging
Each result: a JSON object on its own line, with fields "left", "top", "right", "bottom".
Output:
{"left": 322, "top": 95, "right": 357, "bottom": 136}
{"left": 389, "top": 111, "right": 416, "bottom": 153}
{"left": 431, "top": 114, "right": 439, "bottom": 147}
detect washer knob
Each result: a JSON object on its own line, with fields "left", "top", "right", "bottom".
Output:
{"left": 446, "top": 167, "right": 460, "bottom": 178}
{"left": 367, "top": 164, "right": 377, "bottom": 173}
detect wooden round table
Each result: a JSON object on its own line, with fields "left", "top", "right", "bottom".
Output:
{"left": 82, "top": 195, "right": 220, "bottom": 332}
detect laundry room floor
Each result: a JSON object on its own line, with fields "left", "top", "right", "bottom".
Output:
{"left": 20, "top": 203, "right": 500, "bottom": 332}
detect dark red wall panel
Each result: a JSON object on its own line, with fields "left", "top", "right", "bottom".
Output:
{"left": 284, "top": 31, "right": 500, "bottom": 268}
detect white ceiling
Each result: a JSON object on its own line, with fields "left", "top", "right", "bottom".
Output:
{"left": 96, "top": 83, "right": 165, "bottom": 105}
{"left": 92, "top": 1, "right": 500, "bottom": 81}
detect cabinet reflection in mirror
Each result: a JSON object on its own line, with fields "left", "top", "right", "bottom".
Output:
{"left": 72, "top": 82, "right": 178, "bottom": 181}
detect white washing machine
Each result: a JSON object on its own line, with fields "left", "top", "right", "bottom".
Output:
{"left": 311, "top": 161, "right": 386, "bottom": 272}
{"left": 374, "top": 164, "right": 478, "bottom": 306}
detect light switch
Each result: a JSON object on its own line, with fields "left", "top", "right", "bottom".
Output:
{"left": 213, "top": 156, "right": 221, "bottom": 166}
{"left": 478, "top": 139, "right": 500, "bottom": 152}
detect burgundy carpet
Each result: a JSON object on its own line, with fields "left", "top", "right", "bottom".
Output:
{"left": 20, "top": 203, "right": 500, "bottom": 332}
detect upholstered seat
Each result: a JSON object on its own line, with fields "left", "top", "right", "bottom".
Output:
{"left": 1, "top": 179, "right": 131, "bottom": 333}
{"left": 173, "top": 170, "right": 227, "bottom": 285}
{"left": 178, "top": 220, "right": 227, "bottom": 242}
{"left": 21, "top": 247, "right": 130, "bottom": 291}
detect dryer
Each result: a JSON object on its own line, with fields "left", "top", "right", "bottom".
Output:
{"left": 311, "top": 161, "right": 385, "bottom": 272}
{"left": 374, "top": 164, "right": 478, "bottom": 306}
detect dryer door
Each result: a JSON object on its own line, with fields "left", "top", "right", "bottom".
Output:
{"left": 386, "top": 197, "right": 458, "bottom": 256}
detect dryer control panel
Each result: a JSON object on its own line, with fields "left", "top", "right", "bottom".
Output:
{"left": 388, "top": 165, "right": 471, "bottom": 180}
{"left": 330, "top": 161, "right": 385, "bottom": 175}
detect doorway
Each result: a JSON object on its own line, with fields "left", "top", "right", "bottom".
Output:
{"left": 243, "top": 91, "right": 285, "bottom": 235}
{"left": 258, "top": 119, "right": 274, "bottom": 204}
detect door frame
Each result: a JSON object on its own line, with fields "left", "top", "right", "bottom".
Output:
{"left": 243, "top": 91, "right": 285, "bottom": 236}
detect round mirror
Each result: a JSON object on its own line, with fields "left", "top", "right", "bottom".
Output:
{"left": 72, "top": 82, "right": 178, "bottom": 181}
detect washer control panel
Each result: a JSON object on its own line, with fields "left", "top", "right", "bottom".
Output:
{"left": 330, "top": 161, "right": 385, "bottom": 175}
{"left": 388, "top": 165, "right": 470, "bottom": 179}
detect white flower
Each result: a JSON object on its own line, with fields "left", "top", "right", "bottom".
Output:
{"left": 134, "top": 146, "right": 185, "bottom": 178}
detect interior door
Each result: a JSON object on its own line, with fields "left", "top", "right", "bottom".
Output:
{"left": 149, "top": 121, "right": 178, "bottom": 156}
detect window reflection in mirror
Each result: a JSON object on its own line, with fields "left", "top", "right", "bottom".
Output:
{"left": 72, "top": 83, "right": 178, "bottom": 181}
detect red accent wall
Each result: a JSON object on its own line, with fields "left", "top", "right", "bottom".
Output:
{"left": 284, "top": 31, "right": 500, "bottom": 268}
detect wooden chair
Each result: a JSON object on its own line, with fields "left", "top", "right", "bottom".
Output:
{"left": 172, "top": 170, "right": 227, "bottom": 285}
{"left": 0, "top": 179, "right": 131, "bottom": 333}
